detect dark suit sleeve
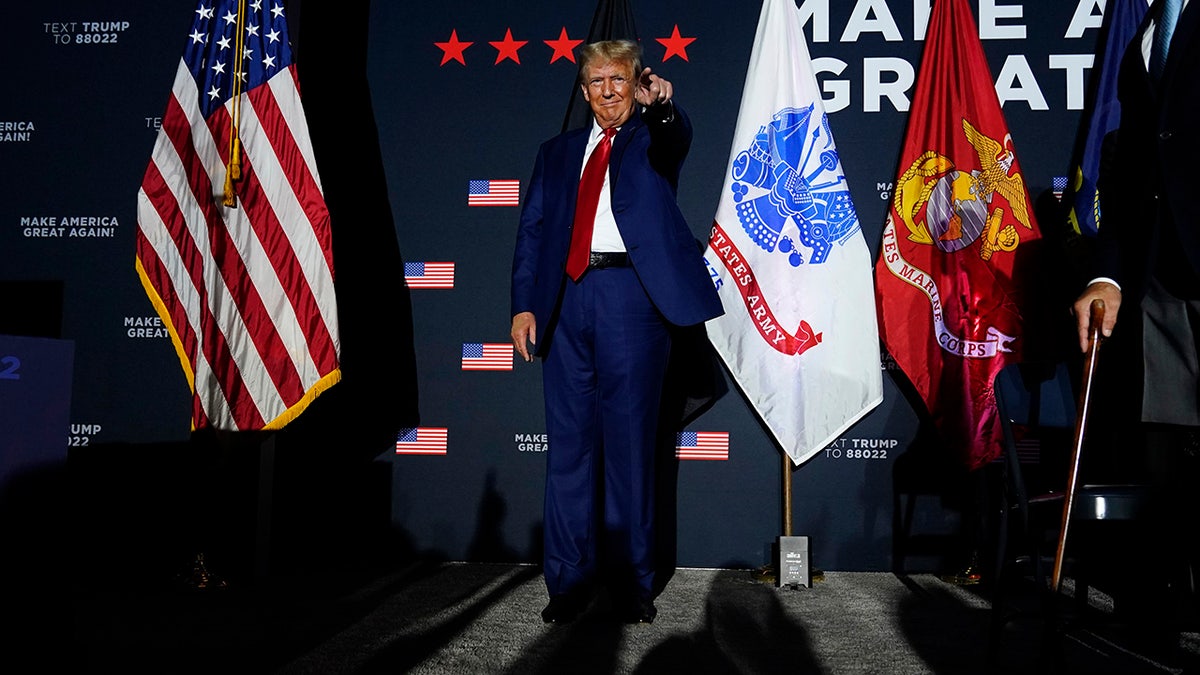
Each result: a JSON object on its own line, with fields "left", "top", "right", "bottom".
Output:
{"left": 511, "top": 144, "right": 547, "bottom": 318}
{"left": 642, "top": 102, "right": 692, "bottom": 189}
{"left": 1092, "top": 129, "right": 1122, "bottom": 282}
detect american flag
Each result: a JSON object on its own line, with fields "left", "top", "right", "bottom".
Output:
{"left": 395, "top": 427, "right": 449, "bottom": 455}
{"left": 135, "top": 0, "right": 340, "bottom": 431}
{"left": 467, "top": 179, "right": 520, "bottom": 206}
{"left": 675, "top": 431, "right": 730, "bottom": 461}
{"left": 461, "top": 343, "right": 513, "bottom": 371}
{"left": 404, "top": 261, "right": 455, "bottom": 289}
{"left": 1052, "top": 175, "right": 1067, "bottom": 202}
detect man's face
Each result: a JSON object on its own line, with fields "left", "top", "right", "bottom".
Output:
{"left": 581, "top": 59, "right": 636, "bottom": 130}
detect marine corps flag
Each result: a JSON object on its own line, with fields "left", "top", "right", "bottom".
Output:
{"left": 874, "top": 0, "right": 1041, "bottom": 470}
{"left": 706, "top": 0, "right": 883, "bottom": 466}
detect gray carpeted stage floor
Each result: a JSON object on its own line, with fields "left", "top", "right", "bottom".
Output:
{"left": 64, "top": 561, "right": 1200, "bottom": 674}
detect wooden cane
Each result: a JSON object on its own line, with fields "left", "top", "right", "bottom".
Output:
{"left": 1051, "top": 298, "right": 1105, "bottom": 593}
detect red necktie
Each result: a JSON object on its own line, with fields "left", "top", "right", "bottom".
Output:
{"left": 566, "top": 127, "right": 617, "bottom": 281}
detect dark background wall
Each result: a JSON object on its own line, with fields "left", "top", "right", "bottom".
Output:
{"left": 0, "top": 0, "right": 1104, "bottom": 582}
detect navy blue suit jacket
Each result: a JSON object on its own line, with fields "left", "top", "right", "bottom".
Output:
{"left": 1095, "top": 0, "right": 1200, "bottom": 301}
{"left": 511, "top": 103, "right": 723, "bottom": 355}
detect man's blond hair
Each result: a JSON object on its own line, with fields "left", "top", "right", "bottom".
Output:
{"left": 578, "top": 40, "right": 642, "bottom": 83}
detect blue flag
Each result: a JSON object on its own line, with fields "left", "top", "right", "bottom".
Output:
{"left": 1066, "top": 0, "right": 1148, "bottom": 236}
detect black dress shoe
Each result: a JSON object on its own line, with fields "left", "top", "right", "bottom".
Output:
{"left": 621, "top": 596, "right": 657, "bottom": 624}
{"left": 541, "top": 594, "right": 583, "bottom": 623}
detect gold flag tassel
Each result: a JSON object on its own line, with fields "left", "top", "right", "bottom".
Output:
{"left": 223, "top": 137, "right": 242, "bottom": 206}
{"left": 223, "top": 0, "right": 248, "bottom": 207}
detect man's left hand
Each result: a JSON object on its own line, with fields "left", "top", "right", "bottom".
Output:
{"left": 635, "top": 67, "right": 673, "bottom": 108}
{"left": 1072, "top": 281, "right": 1121, "bottom": 353}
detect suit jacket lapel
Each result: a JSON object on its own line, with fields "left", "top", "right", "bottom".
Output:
{"left": 564, "top": 128, "right": 589, "bottom": 215}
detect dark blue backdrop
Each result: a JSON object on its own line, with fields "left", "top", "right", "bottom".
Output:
{"left": 0, "top": 0, "right": 1106, "bottom": 573}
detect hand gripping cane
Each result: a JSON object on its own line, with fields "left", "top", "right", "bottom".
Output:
{"left": 1051, "top": 298, "right": 1105, "bottom": 593}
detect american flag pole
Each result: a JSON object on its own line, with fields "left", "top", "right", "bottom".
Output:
{"left": 783, "top": 452, "right": 792, "bottom": 537}
{"left": 223, "top": 0, "right": 247, "bottom": 206}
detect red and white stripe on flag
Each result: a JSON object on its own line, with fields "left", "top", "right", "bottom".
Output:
{"left": 704, "top": 0, "right": 882, "bottom": 466}
{"left": 135, "top": 0, "right": 340, "bottom": 432}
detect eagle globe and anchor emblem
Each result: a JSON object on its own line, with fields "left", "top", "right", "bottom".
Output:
{"left": 883, "top": 118, "right": 1036, "bottom": 360}
{"left": 729, "top": 104, "right": 859, "bottom": 266}
{"left": 893, "top": 118, "right": 1033, "bottom": 260}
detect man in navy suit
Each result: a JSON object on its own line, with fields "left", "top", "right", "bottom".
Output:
{"left": 1074, "top": 0, "right": 1198, "bottom": 632}
{"left": 511, "top": 40, "right": 722, "bottom": 624}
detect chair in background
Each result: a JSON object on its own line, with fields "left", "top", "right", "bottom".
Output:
{"left": 891, "top": 425, "right": 962, "bottom": 576}
{"left": 989, "top": 355, "right": 1156, "bottom": 641}
{"left": 990, "top": 360, "right": 1071, "bottom": 605}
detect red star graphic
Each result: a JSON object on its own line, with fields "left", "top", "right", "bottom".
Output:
{"left": 489, "top": 28, "right": 528, "bottom": 65}
{"left": 544, "top": 27, "right": 584, "bottom": 64}
{"left": 656, "top": 24, "right": 696, "bottom": 62}
{"left": 435, "top": 29, "right": 472, "bottom": 66}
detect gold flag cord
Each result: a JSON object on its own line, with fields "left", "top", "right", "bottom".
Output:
{"left": 223, "top": 0, "right": 247, "bottom": 207}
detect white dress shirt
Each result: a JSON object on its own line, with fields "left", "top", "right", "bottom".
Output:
{"left": 580, "top": 120, "right": 627, "bottom": 254}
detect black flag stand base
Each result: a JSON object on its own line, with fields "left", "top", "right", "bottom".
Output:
{"left": 778, "top": 536, "right": 812, "bottom": 588}
{"left": 174, "top": 429, "right": 276, "bottom": 591}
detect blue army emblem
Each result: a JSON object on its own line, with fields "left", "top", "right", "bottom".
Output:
{"left": 730, "top": 104, "right": 858, "bottom": 266}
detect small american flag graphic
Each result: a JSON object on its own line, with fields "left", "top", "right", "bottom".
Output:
{"left": 1051, "top": 175, "right": 1068, "bottom": 202}
{"left": 395, "top": 427, "right": 448, "bottom": 455}
{"left": 404, "top": 262, "right": 455, "bottom": 289}
{"left": 468, "top": 179, "right": 520, "bottom": 206}
{"left": 461, "top": 343, "right": 514, "bottom": 371}
{"left": 675, "top": 431, "right": 730, "bottom": 461}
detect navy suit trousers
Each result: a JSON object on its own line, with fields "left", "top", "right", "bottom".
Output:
{"left": 541, "top": 266, "right": 671, "bottom": 599}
